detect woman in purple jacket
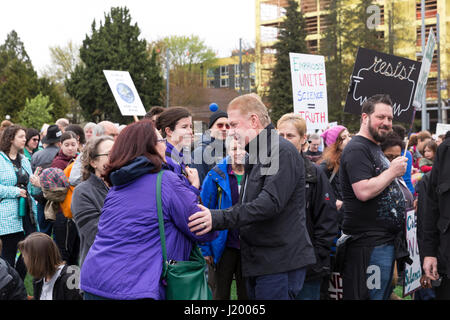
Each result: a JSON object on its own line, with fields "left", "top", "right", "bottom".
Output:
{"left": 80, "top": 120, "right": 217, "bottom": 300}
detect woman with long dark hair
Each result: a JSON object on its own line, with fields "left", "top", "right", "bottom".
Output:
{"left": 0, "top": 125, "right": 39, "bottom": 279}
{"left": 80, "top": 120, "right": 216, "bottom": 300}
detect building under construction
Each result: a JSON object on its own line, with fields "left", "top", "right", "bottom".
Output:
{"left": 255, "top": 0, "right": 449, "bottom": 130}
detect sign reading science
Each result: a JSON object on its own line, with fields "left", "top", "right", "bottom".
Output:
{"left": 103, "top": 70, "right": 147, "bottom": 116}
{"left": 289, "top": 53, "right": 328, "bottom": 132}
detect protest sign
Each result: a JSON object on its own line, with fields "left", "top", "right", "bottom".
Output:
{"left": 413, "top": 28, "right": 436, "bottom": 108}
{"left": 103, "top": 70, "right": 146, "bottom": 117}
{"left": 403, "top": 209, "right": 422, "bottom": 297}
{"left": 344, "top": 48, "right": 421, "bottom": 124}
{"left": 328, "top": 272, "right": 343, "bottom": 300}
{"left": 289, "top": 53, "right": 328, "bottom": 132}
{"left": 436, "top": 123, "right": 450, "bottom": 137}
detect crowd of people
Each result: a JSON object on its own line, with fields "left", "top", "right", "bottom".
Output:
{"left": 0, "top": 93, "right": 449, "bottom": 301}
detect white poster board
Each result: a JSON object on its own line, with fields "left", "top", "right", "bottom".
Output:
{"left": 289, "top": 53, "right": 328, "bottom": 132}
{"left": 103, "top": 70, "right": 146, "bottom": 116}
{"left": 436, "top": 123, "right": 450, "bottom": 137}
{"left": 403, "top": 209, "right": 422, "bottom": 296}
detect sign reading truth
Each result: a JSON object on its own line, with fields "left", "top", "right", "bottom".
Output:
{"left": 289, "top": 52, "right": 328, "bottom": 132}
{"left": 344, "top": 48, "right": 422, "bottom": 124}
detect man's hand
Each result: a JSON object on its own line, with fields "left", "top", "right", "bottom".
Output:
{"left": 204, "top": 256, "right": 214, "bottom": 265}
{"left": 185, "top": 166, "right": 200, "bottom": 189}
{"left": 420, "top": 275, "right": 434, "bottom": 289}
{"left": 423, "top": 256, "right": 439, "bottom": 281}
{"left": 389, "top": 156, "right": 408, "bottom": 178}
{"left": 336, "top": 200, "right": 343, "bottom": 211}
{"left": 188, "top": 204, "right": 212, "bottom": 236}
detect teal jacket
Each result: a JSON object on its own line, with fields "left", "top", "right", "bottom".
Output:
{"left": 199, "top": 156, "right": 234, "bottom": 265}
{"left": 0, "top": 152, "right": 38, "bottom": 236}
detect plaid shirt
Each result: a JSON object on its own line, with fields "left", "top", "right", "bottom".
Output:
{"left": 0, "top": 151, "right": 38, "bottom": 236}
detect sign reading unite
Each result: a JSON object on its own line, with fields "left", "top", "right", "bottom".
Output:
{"left": 344, "top": 48, "right": 422, "bottom": 124}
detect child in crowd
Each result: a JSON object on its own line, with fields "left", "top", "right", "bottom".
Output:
{"left": 18, "top": 232, "right": 82, "bottom": 300}
{"left": 419, "top": 140, "right": 437, "bottom": 173}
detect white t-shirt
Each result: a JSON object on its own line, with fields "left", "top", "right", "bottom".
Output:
{"left": 39, "top": 265, "right": 64, "bottom": 300}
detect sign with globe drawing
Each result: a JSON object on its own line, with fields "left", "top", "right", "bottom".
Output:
{"left": 103, "top": 70, "right": 146, "bottom": 116}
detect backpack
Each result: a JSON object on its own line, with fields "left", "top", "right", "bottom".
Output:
{"left": 60, "top": 161, "right": 75, "bottom": 219}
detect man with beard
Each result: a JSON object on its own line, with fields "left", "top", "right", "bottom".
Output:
{"left": 338, "top": 94, "right": 410, "bottom": 300}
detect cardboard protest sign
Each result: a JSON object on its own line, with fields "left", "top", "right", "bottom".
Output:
{"left": 103, "top": 70, "right": 146, "bottom": 116}
{"left": 413, "top": 28, "right": 436, "bottom": 108}
{"left": 344, "top": 48, "right": 421, "bottom": 124}
{"left": 289, "top": 53, "right": 328, "bottom": 132}
{"left": 403, "top": 209, "right": 422, "bottom": 297}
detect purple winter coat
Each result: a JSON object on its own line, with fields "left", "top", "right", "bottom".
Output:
{"left": 80, "top": 157, "right": 217, "bottom": 300}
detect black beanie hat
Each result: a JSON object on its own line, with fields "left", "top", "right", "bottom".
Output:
{"left": 209, "top": 110, "right": 228, "bottom": 129}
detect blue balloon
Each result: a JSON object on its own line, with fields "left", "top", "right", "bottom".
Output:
{"left": 209, "top": 103, "right": 219, "bottom": 112}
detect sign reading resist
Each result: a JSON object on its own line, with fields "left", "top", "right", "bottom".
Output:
{"left": 344, "top": 48, "right": 421, "bottom": 124}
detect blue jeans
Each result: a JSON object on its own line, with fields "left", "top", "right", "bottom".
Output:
{"left": 367, "top": 244, "right": 395, "bottom": 300}
{"left": 296, "top": 278, "right": 322, "bottom": 300}
{"left": 245, "top": 267, "right": 306, "bottom": 300}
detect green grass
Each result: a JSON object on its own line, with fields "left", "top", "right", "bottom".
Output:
{"left": 24, "top": 273, "right": 34, "bottom": 297}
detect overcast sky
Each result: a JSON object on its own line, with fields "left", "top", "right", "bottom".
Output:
{"left": 0, "top": 0, "right": 256, "bottom": 76}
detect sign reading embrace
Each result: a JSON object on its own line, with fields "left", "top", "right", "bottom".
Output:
{"left": 344, "top": 48, "right": 421, "bottom": 124}
{"left": 289, "top": 53, "right": 328, "bottom": 132}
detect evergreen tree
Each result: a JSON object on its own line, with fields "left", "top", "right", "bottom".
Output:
{"left": 320, "top": 0, "right": 386, "bottom": 132}
{"left": 267, "top": 0, "right": 308, "bottom": 124}
{"left": 0, "top": 31, "right": 40, "bottom": 121}
{"left": 66, "top": 7, "right": 164, "bottom": 123}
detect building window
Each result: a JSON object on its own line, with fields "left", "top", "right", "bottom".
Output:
{"left": 220, "top": 78, "right": 229, "bottom": 88}
{"left": 207, "top": 68, "right": 215, "bottom": 78}
{"left": 208, "top": 80, "right": 215, "bottom": 88}
{"left": 235, "top": 77, "right": 240, "bottom": 90}
{"left": 234, "top": 64, "right": 240, "bottom": 76}
{"left": 220, "top": 66, "right": 228, "bottom": 76}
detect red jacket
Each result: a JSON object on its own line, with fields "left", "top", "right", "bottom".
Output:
{"left": 51, "top": 150, "right": 75, "bottom": 171}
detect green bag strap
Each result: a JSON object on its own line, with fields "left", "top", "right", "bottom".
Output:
{"left": 156, "top": 170, "right": 168, "bottom": 278}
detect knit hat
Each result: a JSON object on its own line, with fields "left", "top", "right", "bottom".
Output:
{"left": 209, "top": 110, "right": 228, "bottom": 129}
{"left": 39, "top": 168, "right": 69, "bottom": 190}
{"left": 321, "top": 125, "right": 347, "bottom": 147}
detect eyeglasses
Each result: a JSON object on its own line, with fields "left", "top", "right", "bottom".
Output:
{"left": 94, "top": 153, "right": 109, "bottom": 158}
{"left": 216, "top": 123, "right": 230, "bottom": 129}
{"left": 31, "top": 138, "right": 39, "bottom": 142}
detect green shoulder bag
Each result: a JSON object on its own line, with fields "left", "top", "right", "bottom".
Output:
{"left": 156, "top": 170, "right": 212, "bottom": 300}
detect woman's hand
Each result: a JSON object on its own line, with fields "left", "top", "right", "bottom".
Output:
{"left": 18, "top": 188, "right": 27, "bottom": 198}
{"left": 30, "top": 175, "right": 41, "bottom": 188}
{"left": 185, "top": 166, "right": 200, "bottom": 189}
{"left": 336, "top": 200, "right": 343, "bottom": 211}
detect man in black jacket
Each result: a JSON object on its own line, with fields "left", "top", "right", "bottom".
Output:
{"left": 422, "top": 131, "right": 450, "bottom": 299}
{"left": 188, "top": 94, "right": 316, "bottom": 300}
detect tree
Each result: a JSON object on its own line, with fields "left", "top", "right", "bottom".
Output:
{"left": 320, "top": 0, "right": 386, "bottom": 132}
{"left": 17, "top": 93, "right": 53, "bottom": 129}
{"left": 267, "top": 0, "right": 308, "bottom": 124}
{"left": 66, "top": 7, "right": 164, "bottom": 123}
{"left": 42, "top": 41, "right": 83, "bottom": 123}
{"left": 150, "top": 35, "right": 217, "bottom": 106}
{"left": 0, "top": 30, "right": 40, "bottom": 121}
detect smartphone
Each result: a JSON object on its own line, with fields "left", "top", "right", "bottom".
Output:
{"left": 431, "top": 277, "right": 442, "bottom": 287}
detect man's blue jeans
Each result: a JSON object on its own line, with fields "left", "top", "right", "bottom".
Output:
{"left": 367, "top": 244, "right": 395, "bottom": 300}
{"left": 245, "top": 267, "right": 306, "bottom": 300}
{"left": 296, "top": 278, "right": 322, "bottom": 300}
